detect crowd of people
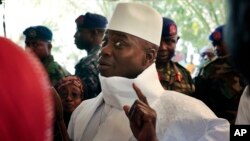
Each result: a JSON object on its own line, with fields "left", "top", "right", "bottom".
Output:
{"left": 1, "top": 0, "right": 250, "bottom": 141}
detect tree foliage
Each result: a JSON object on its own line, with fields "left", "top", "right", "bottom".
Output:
{"left": 98, "top": 0, "right": 226, "bottom": 52}
{"left": 3, "top": 0, "right": 226, "bottom": 73}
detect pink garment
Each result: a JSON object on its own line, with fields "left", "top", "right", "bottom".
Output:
{"left": 0, "top": 37, "right": 53, "bottom": 141}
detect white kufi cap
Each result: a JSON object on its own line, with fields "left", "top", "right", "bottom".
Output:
{"left": 107, "top": 3, "right": 163, "bottom": 46}
{"left": 200, "top": 45, "right": 215, "bottom": 54}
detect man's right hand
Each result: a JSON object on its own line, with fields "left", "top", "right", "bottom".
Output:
{"left": 123, "top": 83, "right": 158, "bottom": 141}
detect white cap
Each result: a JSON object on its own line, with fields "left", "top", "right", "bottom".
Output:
{"left": 200, "top": 45, "right": 215, "bottom": 54}
{"left": 107, "top": 3, "right": 163, "bottom": 46}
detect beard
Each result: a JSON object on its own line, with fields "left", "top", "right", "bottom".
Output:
{"left": 156, "top": 51, "right": 174, "bottom": 64}
{"left": 75, "top": 40, "right": 92, "bottom": 51}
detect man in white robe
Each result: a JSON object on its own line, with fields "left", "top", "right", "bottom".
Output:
{"left": 68, "top": 2, "right": 229, "bottom": 141}
{"left": 235, "top": 86, "right": 250, "bottom": 124}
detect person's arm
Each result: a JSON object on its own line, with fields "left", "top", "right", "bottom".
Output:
{"left": 235, "top": 86, "right": 250, "bottom": 124}
{"left": 123, "top": 83, "right": 158, "bottom": 141}
{"left": 198, "top": 118, "right": 230, "bottom": 141}
{"left": 51, "top": 87, "right": 71, "bottom": 141}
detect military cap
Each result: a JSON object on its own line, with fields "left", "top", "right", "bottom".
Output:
{"left": 23, "top": 26, "right": 53, "bottom": 41}
{"left": 75, "top": 12, "right": 108, "bottom": 29}
{"left": 209, "top": 25, "right": 224, "bottom": 46}
{"left": 162, "top": 17, "right": 178, "bottom": 37}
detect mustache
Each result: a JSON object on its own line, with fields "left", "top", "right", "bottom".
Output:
{"left": 97, "top": 57, "right": 112, "bottom": 66}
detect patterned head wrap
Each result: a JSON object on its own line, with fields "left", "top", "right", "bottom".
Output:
{"left": 55, "top": 75, "right": 85, "bottom": 98}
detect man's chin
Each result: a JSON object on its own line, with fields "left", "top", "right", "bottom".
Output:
{"left": 75, "top": 45, "right": 85, "bottom": 50}
{"left": 99, "top": 69, "right": 110, "bottom": 77}
{"left": 157, "top": 57, "right": 170, "bottom": 63}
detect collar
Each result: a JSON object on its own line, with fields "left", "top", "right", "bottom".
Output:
{"left": 218, "top": 54, "right": 230, "bottom": 59}
{"left": 99, "top": 63, "right": 165, "bottom": 109}
{"left": 41, "top": 55, "right": 54, "bottom": 66}
{"left": 88, "top": 45, "right": 100, "bottom": 55}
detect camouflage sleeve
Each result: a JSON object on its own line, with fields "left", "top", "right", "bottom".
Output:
{"left": 75, "top": 60, "right": 101, "bottom": 99}
{"left": 47, "top": 61, "right": 70, "bottom": 86}
{"left": 176, "top": 63, "right": 195, "bottom": 95}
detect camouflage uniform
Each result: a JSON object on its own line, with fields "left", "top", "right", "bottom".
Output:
{"left": 194, "top": 56, "right": 247, "bottom": 124}
{"left": 75, "top": 46, "right": 101, "bottom": 99}
{"left": 42, "top": 55, "right": 70, "bottom": 86}
{"left": 157, "top": 61, "right": 195, "bottom": 96}
{"left": 195, "top": 59, "right": 213, "bottom": 77}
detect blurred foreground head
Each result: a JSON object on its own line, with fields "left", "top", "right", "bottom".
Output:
{"left": 226, "top": 0, "right": 250, "bottom": 83}
{"left": 0, "top": 37, "right": 53, "bottom": 141}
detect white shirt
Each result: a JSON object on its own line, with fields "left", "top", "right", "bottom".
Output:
{"left": 68, "top": 63, "right": 229, "bottom": 141}
{"left": 235, "top": 86, "right": 250, "bottom": 124}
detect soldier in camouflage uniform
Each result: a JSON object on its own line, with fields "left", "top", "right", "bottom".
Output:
{"left": 194, "top": 25, "right": 247, "bottom": 124}
{"left": 23, "top": 26, "right": 70, "bottom": 86}
{"left": 74, "top": 12, "right": 107, "bottom": 99}
{"left": 156, "top": 17, "right": 195, "bottom": 96}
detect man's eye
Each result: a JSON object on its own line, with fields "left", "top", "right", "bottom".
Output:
{"left": 114, "top": 42, "right": 121, "bottom": 48}
{"left": 25, "top": 42, "right": 30, "bottom": 46}
{"left": 166, "top": 40, "right": 176, "bottom": 45}
{"left": 101, "top": 37, "right": 108, "bottom": 47}
{"left": 25, "top": 41, "right": 34, "bottom": 46}
{"left": 101, "top": 40, "right": 107, "bottom": 47}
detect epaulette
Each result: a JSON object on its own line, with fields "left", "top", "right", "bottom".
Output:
{"left": 203, "top": 57, "right": 221, "bottom": 69}
{"left": 203, "top": 55, "right": 230, "bottom": 69}
{"left": 173, "top": 62, "right": 191, "bottom": 75}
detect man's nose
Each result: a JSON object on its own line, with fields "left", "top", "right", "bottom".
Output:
{"left": 74, "top": 32, "right": 79, "bottom": 38}
{"left": 160, "top": 42, "right": 168, "bottom": 50}
{"left": 100, "top": 44, "right": 112, "bottom": 56}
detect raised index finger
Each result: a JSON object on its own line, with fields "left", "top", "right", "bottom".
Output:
{"left": 132, "top": 83, "right": 149, "bottom": 105}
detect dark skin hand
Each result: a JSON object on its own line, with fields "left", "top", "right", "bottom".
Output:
{"left": 123, "top": 83, "right": 158, "bottom": 141}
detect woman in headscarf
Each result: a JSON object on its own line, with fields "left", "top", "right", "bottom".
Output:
{"left": 55, "top": 75, "right": 85, "bottom": 128}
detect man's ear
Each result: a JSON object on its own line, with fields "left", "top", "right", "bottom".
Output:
{"left": 91, "top": 29, "right": 99, "bottom": 36}
{"left": 48, "top": 43, "right": 52, "bottom": 52}
{"left": 144, "top": 47, "right": 157, "bottom": 65}
{"left": 91, "top": 29, "right": 101, "bottom": 42}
